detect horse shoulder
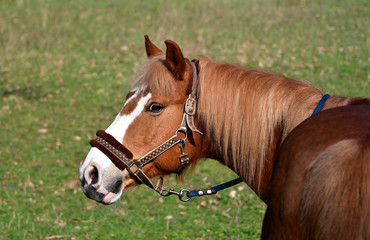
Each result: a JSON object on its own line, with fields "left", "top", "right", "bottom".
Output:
{"left": 262, "top": 105, "right": 370, "bottom": 240}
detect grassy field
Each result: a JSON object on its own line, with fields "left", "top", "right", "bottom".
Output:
{"left": 0, "top": 0, "right": 368, "bottom": 239}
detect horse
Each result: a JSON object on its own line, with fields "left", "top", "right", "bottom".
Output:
{"left": 79, "top": 35, "right": 370, "bottom": 239}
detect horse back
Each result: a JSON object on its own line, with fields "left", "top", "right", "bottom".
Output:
{"left": 263, "top": 105, "right": 370, "bottom": 240}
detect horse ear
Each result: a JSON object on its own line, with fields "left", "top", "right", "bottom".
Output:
{"left": 165, "top": 40, "right": 186, "bottom": 80}
{"left": 144, "top": 35, "right": 163, "bottom": 58}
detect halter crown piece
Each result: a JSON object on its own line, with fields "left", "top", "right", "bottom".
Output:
{"left": 90, "top": 59, "right": 204, "bottom": 201}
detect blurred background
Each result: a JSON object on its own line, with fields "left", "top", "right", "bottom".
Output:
{"left": 0, "top": 0, "right": 368, "bottom": 239}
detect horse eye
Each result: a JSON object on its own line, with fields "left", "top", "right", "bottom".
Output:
{"left": 146, "top": 103, "right": 165, "bottom": 114}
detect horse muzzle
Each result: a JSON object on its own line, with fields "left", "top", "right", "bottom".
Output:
{"left": 79, "top": 148, "right": 127, "bottom": 205}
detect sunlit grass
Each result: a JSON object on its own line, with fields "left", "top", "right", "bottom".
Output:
{"left": 0, "top": 0, "right": 368, "bottom": 239}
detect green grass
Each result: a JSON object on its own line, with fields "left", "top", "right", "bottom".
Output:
{"left": 0, "top": 0, "right": 368, "bottom": 239}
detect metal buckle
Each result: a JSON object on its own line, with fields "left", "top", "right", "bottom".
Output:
{"left": 126, "top": 160, "right": 141, "bottom": 175}
{"left": 179, "top": 153, "right": 189, "bottom": 166}
{"left": 184, "top": 95, "right": 197, "bottom": 116}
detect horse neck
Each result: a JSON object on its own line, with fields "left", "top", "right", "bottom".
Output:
{"left": 196, "top": 57, "right": 357, "bottom": 201}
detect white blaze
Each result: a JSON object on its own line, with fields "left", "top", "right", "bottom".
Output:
{"left": 106, "top": 92, "right": 152, "bottom": 143}
{"left": 79, "top": 92, "right": 152, "bottom": 177}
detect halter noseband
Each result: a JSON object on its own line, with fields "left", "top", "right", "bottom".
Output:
{"left": 89, "top": 59, "right": 203, "bottom": 197}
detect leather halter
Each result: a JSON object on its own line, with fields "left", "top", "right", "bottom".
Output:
{"left": 90, "top": 59, "right": 202, "bottom": 196}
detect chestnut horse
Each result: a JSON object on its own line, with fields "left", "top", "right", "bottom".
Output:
{"left": 79, "top": 36, "right": 370, "bottom": 239}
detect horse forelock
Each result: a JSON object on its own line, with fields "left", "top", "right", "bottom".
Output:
{"left": 133, "top": 55, "right": 177, "bottom": 96}
{"left": 196, "top": 55, "right": 323, "bottom": 190}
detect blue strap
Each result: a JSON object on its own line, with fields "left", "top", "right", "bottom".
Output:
{"left": 186, "top": 177, "right": 243, "bottom": 198}
{"left": 312, "top": 94, "right": 330, "bottom": 116}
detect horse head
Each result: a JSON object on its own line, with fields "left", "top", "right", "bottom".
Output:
{"left": 79, "top": 36, "right": 206, "bottom": 204}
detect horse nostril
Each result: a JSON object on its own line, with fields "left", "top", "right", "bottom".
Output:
{"left": 85, "top": 165, "right": 99, "bottom": 185}
{"left": 110, "top": 180, "right": 123, "bottom": 194}
{"left": 90, "top": 166, "right": 99, "bottom": 184}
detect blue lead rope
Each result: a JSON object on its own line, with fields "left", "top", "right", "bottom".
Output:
{"left": 183, "top": 93, "right": 330, "bottom": 200}
{"left": 312, "top": 94, "right": 330, "bottom": 116}
{"left": 186, "top": 177, "right": 243, "bottom": 198}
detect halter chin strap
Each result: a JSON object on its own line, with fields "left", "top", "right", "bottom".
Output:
{"left": 89, "top": 59, "right": 202, "bottom": 195}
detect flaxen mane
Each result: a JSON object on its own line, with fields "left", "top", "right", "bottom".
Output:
{"left": 196, "top": 55, "right": 323, "bottom": 188}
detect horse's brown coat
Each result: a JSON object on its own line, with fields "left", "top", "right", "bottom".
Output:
{"left": 263, "top": 106, "right": 369, "bottom": 239}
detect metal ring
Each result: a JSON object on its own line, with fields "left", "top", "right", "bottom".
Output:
{"left": 179, "top": 189, "right": 191, "bottom": 202}
{"left": 175, "top": 129, "right": 187, "bottom": 141}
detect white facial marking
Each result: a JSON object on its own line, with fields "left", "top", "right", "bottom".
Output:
{"left": 79, "top": 91, "right": 152, "bottom": 179}
{"left": 106, "top": 92, "right": 152, "bottom": 142}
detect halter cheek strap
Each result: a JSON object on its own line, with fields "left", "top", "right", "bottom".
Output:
{"left": 183, "top": 58, "right": 203, "bottom": 135}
